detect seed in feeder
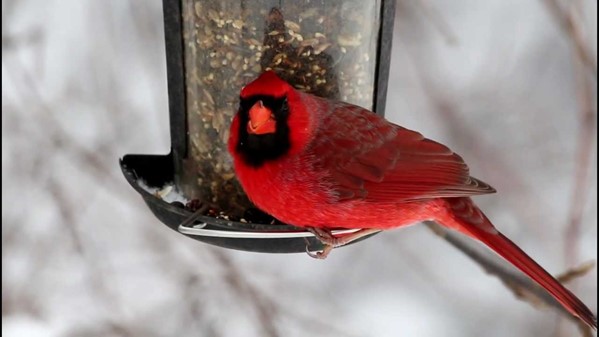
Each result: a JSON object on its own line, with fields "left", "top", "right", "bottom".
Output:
{"left": 284, "top": 20, "right": 301, "bottom": 32}
{"left": 194, "top": 3, "right": 202, "bottom": 16}
{"left": 201, "top": 39, "right": 214, "bottom": 49}
{"left": 338, "top": 34, "right": 362, "bottom": 47}
{"left": 221, "top": 128, "right": 230, "bottom": 144}
{"left": 268, "top": 30, "right": 280, "bottom": 36}
{"left": 301, "top": 38, "right": 318, "bottom": 47}
{"left": 222, "top": 173, "right": 236, "bottom": 180}
{"left": 207, "top": 10, "right": 219, "bottom": 22}
{"left": 203, "top": 89, "right": 215, "bottom": 105}
{"left": 156, "top": 185, "right": 173, "bottom": 199}
{"left": 314, "top": 43, "right": 331, "bottom": 55}
{"left": 232, "top": 20, "right": 243, "bottom": 29}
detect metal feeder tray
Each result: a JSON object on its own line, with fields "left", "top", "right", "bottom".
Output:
{"left": 120, "top": 153, "right": 378, "bottom": 253}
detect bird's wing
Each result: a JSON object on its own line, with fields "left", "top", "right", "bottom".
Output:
{"left": 310, "top": 101, "right": 495, "bottom": 203}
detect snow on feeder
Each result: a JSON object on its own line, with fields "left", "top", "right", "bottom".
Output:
{"left": 120, "top": 0, "right": 396, "bottom": 253}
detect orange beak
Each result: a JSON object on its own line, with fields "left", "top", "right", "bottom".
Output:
{"left": 247, "top": 100, "right": 276, "bottom": 135}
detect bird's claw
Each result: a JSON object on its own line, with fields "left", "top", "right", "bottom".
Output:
{"left": 304, "top": 227, "right": 382, "bottom": 259}
{"left": 305, "top": 242, "right": 333, "bottom": 260}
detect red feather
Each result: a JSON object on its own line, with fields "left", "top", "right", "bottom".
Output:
{"left": 229, "top": 71, "right": 597, "bottom": 329}
{"left": 309, "top": 99, "right": 496, "bottom": 202}
{"left": 440, "top": 198, "right": 597, "bottom": 329}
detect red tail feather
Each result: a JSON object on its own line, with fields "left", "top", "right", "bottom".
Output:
{"left": 442, "top": 198, "right": 597, "bottom": 329}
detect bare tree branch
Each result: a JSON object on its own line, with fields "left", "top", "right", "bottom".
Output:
{"left": 542, "top": 0, "right": 598, "bottom": 77}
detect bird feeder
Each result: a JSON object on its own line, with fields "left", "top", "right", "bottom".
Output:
{"left": 120, "top": 0, "right": 396, "bottom": 253}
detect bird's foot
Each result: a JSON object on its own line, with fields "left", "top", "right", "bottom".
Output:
{"left": 307, "top": 227, "right": 342, "bottom": 247}
{"left": 305, "top": 243, "right": 334, "bottom": 259}
{"left": 305, "top": 228, "right": 382, "bottom": 259}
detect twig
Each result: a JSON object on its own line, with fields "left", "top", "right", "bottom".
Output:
{"left": 564, "top": 52, "right": 597, "bottom": 266}
{"left": 542, "top": 0, "right": 597, "bottom": 77}
{"left": 544, "top": 2, "right": 598, "bottom": 333}
{"left": 557, "top": 261, "right": 596, "bottom": 284}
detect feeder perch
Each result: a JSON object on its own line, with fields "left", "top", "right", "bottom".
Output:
{"left": 120, "top": 0, "right": 396, "bottom": 253}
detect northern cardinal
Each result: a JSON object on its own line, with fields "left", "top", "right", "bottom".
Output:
{"left": 228, "top": 71, "right": 597, "bottom": 328}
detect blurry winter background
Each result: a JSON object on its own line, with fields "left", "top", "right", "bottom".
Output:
{"left": 2, "top": 0, "right": 597, "bottom": 336}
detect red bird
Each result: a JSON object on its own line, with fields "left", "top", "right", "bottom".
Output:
{"left": 228, "top": 71, "right": 596, "bottom": 328}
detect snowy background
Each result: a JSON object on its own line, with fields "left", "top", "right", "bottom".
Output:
{"left": 2, "top": 0, "right": 597, "bottom": 336}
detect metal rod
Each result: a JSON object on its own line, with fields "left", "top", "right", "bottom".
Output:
{"left": 178, "top": 226, "right": 365, "bottom": 239}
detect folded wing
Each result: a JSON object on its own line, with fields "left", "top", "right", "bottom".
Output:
{"left": 310, "top": 102, "right": 495, "bottom": 203}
